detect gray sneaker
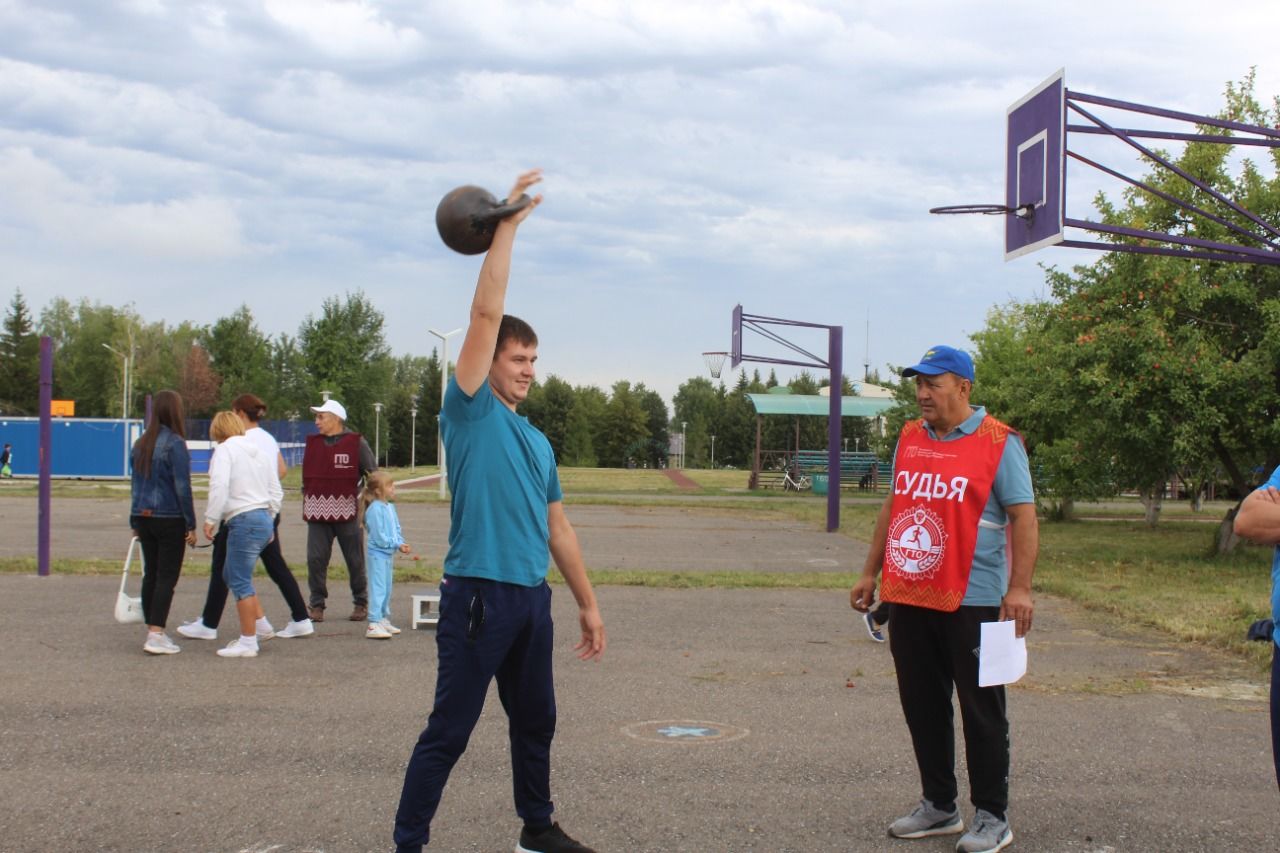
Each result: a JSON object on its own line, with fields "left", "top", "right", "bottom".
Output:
{"left": 955, "top": 809, "right": 1012, "bottom": 853}
{"left": 888, "top": 799, "right": 963, "bottom": 839}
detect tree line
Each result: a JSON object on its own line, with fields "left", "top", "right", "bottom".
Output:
{"left": 0, "top": 287, "right": 879, "bottom": 471}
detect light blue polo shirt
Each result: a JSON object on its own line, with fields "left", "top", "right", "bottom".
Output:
{"left": 1257, "top": 466, "right": 1280, "bottom": 648}
{"left": 441, "top": 376, "right": 563, "bottom": 587}
{"left": 892, "top": 405, "right": 1036, "bottom": 606}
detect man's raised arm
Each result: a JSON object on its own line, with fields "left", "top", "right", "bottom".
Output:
{"left": 452, "top": 169, "right": 543, "bottom": 396}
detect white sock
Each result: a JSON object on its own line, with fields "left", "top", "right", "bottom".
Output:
{"left": 240, "top": 634, "right": 258, "bottom": 650}
{"left": 256, "top": 617, "right": 273, "bottom": 633}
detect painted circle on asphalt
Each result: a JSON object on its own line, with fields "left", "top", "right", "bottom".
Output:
{"left": 621, "top": 719, "right": 750, "bottom": 744}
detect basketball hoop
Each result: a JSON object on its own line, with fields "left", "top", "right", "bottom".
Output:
{"left": 702, "top": 351, "right": 728, "bottom": 379}
{"left": 929, "top": 203, "right": 1035, "bottom": 220}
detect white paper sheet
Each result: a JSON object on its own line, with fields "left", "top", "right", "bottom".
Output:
{"left": 978, "top": 620, "right": 1027, "bottom": 687}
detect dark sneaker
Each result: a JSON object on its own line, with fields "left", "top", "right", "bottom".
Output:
{"left": 308, "top": 606, "right": 325, "bottom": 623}
{"left": 349, "top": 604, "right": 368, "bottom": 621}
{"left": 515, "top": 822, "right": 596, "bottom": 853}
{"left": 888, "top": 799, "right": 963, "bottom": 839}
{"left": 955, "top": 809, "right": 1012, "bottom": 853}
{"left": 864, "top": 611, "right": 886, "bottom": 643}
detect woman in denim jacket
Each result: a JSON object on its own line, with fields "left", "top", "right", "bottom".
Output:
{"left": 129, "top": 390, "right": 197, "bottom": 655}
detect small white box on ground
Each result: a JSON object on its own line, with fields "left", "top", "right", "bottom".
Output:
{"left": 411, "top": 593, "right": 442, "bottom": 629}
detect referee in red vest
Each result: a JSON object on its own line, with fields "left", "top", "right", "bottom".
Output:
{"left": 851, "top": 345, "right": 1037, "bottom": 853}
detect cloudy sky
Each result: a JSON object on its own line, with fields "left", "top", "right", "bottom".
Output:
{"left": 2, "top": 1, "right": 1278, "bottom": 407}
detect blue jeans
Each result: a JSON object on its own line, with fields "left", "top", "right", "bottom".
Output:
{"left": 222, "top": 509, "right": 274, "bottom": 601}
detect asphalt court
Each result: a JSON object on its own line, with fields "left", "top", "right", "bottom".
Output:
{"left": 0, "top": 494, "right": 1275, "bottom": 851}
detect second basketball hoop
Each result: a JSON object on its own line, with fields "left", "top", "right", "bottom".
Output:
{"left": 702, "top": 351, "right": 728, "bottom": 379}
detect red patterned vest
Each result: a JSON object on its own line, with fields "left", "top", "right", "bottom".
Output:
{"left": 880, "top": 415, "right": 1011, "bottom": 612}
{"left": 302, "top": 432, "right": 362, "bottom": 523}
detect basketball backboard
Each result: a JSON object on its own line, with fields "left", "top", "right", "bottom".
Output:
{"left": 1005, "top": 69, "right": 1066, "bottom": 260}
{"left": 730, "top": 303, "right": 743, "bottom": 369}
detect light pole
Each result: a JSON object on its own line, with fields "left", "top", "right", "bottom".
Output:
{"left": 320, "top": 389, "right": 332, "bottom": 402}
{"left": 843, "top": 437, "right": 848, "bottom": 453}
{"left": 429, "top": 327, "right": 463, "bottom": 499}
{"left": 410, "top": 402, "right": 418, "bottom": 471}
{"left": 681, "top": 421, "right": 687, "bottom": 469}
{"left": 103, "top": 343, "right": 131, "bottom": 475}
{"left": 373, "top": 402, "right": 383, "bottom": 465}
{"left": 710, "top": 434, "right": 716, "bottom": 469}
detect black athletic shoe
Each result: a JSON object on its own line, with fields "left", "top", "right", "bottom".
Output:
{"left": 515, "top": 822, "right": 596, "bottom": 853}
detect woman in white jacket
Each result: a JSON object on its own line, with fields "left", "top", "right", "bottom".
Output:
{"left": 205, "top": 410, "right": 282, "bottom": 658}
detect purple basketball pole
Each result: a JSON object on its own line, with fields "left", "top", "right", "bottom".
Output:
{"left": 38, "top": 336, "right": 52, "bottom": 577}
{"left": 731, "top": 306, "right": 844, "bottom": 532}
{"left": 826, "top": 327, "right": 843, "bottom": 534}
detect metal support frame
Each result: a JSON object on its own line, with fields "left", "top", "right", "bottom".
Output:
{"left": 1061, "top": 89, "right": 1280, "bottom": 264}
{"left": 38, "top": 337, "right": 52, "bottom": 577}
{"left": 732, "top": 308, "right": 844, "bottom": 532}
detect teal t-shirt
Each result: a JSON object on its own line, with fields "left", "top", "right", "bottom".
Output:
{"left": 1258, "top": 466, "right": 1280, "bottom": 648}
{"left": 895, "top": 405, "right": 1036, "bottom": 606}
{"left": 441, "top": 376, "right": 563, "bottom": 586}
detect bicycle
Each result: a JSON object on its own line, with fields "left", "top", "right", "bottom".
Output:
{"left": 782, "top": 467, "right": 811, "bottom": 492}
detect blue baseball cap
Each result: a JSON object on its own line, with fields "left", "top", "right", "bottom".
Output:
{"left": 901, "top": 345, "right": 975, "bottom": 382}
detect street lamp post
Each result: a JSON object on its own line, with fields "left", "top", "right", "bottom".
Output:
{"left": 373, "top": 402, "right": 383, "bottom": 465}
{"left": 710, "top": 434, "right": 716, "bottom": 469}
{"left": 102, "top": 343, "right": 131, "bottom": 475}
{"left": 428, "top": 327, "right": 463, "bottom": 499}
{"left": 681, "top": 421, "right": 687, "bottom": 469}
{"left": 410, "top": 403, "right": 418, "bottom": 471}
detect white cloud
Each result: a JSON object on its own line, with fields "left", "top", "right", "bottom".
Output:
{"left": 263, "top": 0, "right": 425, "bottom": 60}
{"left": 0, "top": 147, "right": 248, "bottom": 260}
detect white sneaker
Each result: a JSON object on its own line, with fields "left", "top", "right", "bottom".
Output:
{"left": 216, "top": 638, "right": 259, "bottom": 658}
{"left": 366, "top": 622, "right": 392, "bottom": 639}
{"left": 143, "top": 633, "right": 180, "bottom": 655}
{"left": 276, "top": 618, "right": 315, "bottom": 638}
{"left": 380, "top": 620, "right": 402, "bottom": 635}
{"left": 176, "top": 619, "right": 217, "bottom": 640}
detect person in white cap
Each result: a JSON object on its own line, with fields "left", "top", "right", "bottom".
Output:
{"left": 302, "top": 397, "right": 376, "bottom": 622}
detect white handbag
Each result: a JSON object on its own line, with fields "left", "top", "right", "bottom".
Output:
{"left": 114, "top": 537, "right": 145, "bottom": 624}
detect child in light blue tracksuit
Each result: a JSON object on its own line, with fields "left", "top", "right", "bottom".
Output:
{"left": 362, "top": 471, "right": 410, "bottom": 639}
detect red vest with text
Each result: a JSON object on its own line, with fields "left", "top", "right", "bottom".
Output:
{"left": 880, "top": 416, "right": 1011, "bottom": 612}
{"left": 301, "top": 432, "right": 362, "bottom": 523}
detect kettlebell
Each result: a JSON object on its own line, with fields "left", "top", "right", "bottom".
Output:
{"left": 435, "top": 185, "right": 534, "bottom": 255}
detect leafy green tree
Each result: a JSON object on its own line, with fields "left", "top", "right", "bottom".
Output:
{"left": 202, "top": 305, "right": 274, "bottom": 407}
{"left": 298, "top": 291, "right": 393, "bottom": 433}
{"left": 602, "top": 381, "right": 651, "bottom": 467}
{"left": 384, "top": 355, "right": 431, "bottom": 467}
{"left": 635, "top": 383, "right": 670, "bottom": 467}
{"left": 673, "top": 377, "right": 725, "bottom": 467}
{"left": 564, "top": 385, "right": 607, "bottom": 467}
{"left": 524, "top": 374, "right": 576, "bottom": 463}
{"left": 39, "top": 297, "right": 134, "bottom": 416}
{"left": 267, "top": 333, "right": 313, "bottom": 419}
{"left": 414, "top": 349, "right": 444, "bottom": 465}
{"left": 0, "top": 290, "right": 39, "bottom": 413}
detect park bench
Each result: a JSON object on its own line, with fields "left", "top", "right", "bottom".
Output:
{"left": 793, "top": 450, "right": 883, "bottom": 491}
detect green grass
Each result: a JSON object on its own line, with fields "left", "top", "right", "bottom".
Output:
{"left": 1037, "top": 520, "right": 1272, "bottom": 669}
